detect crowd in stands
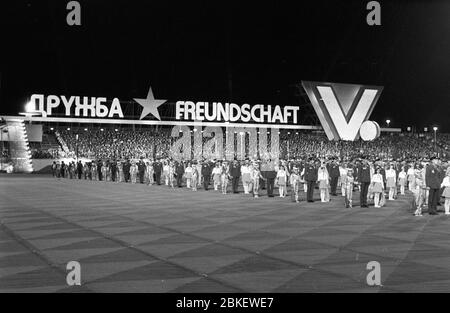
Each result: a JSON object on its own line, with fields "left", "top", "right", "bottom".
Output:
{"left": 24, "top": 128, "right": 449, "bottom": 162}
{"left": 59, "top": 129, "right": 172, "bottom": 159}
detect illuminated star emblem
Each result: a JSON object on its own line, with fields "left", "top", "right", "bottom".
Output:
{"left": 134, "top": 86, "right": 167, "bottom": 120}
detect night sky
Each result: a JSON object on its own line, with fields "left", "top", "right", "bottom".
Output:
{"left": 1, "top": 0, "right": 449, "bottom": 132}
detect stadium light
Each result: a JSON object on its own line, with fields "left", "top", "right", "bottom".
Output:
{"left": 433, "top": 127, "right": 438, "bottom": 151}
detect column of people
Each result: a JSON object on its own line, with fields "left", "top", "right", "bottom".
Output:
{"left": 51, "top": 156, "right": 450, "bottom": 215}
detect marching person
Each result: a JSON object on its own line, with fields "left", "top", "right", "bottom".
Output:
{"left": 386, "top": 164, "right": 397, "bottom": 200}
{"left": 230, "top": 159, "right": 241, "bottom": 194}
{"left": 110, "top": 160, "right": 117, "bottom": 182}
{"left": 221, "top": 161, "right": 230, "bottom": 194}
{"left": 289, "top": 166, "right": 302, "bottom": 203}
{"left": 212, "top": 163, "right": 222, "bottom": 191}
{"left": 201, "top": 161, "right": 212, "bottom": 191}
{"left": 51, "top": 161, "right": 57, "bottom": 178}
{"left": 440, "top": 167, "right": 450, "bottom": 215}
{"left": 117, "top": 160, "right": 124, "bottom": 183}
{"left": 97, "top": 159, "right": 103, "bottom": 181}
{"left": 137, "top": 159, "right": 146, "bottom": 184}
{"left": 344, "top": 168, "right": 355, "bottom": 208}
{"left": 64, "top": 161, "right": 69, "bottom": 178}
{"left": 412, "top": 166, "right": 426, "bottom": 216}
{"left": 264, "top": 159, "right": 277, "bottom": 197}
{"left": 339, "top": 162, "right": 348, "bottom": 197}
{"left": 241, "top": 160, "right": 253, "bottom": 194}
{"left": 55, "top": 162, "right": 61, "bottom": 180}
{"left": 101, "top": 161, "right": 108, "bottom": 183}
{"left": 77, "top": 160, "right": 83, "bottom": 179}
{"left": 91, "top": 161, "right": 97, "bottom": 181}
{"left": 356, "top": 158, "right": 371, "bottom": 208}
{"left": 175, "top": 161, "right": 185, "bottom": 187}
{"left": 130, "top": 161, "right": 138, "bottom": 184}
{"left": 185, "top": 162, "right": 193, "bottom": 189}
{"left": 69, "top": 162, "right": 75, "bottom": 179}
{"left": 191, "top": 163, "right": 199, "bottom": 191}
{"left": 398, "top": 166, "right": 407, "bottom": 195}
{"left": 426, "top": 156, "right": 443, "bottom": 215}
{"left": 163, "top": 160, "right": 170, "bottom": 186}
{"left": 276, "top": 165, "right": 288, "bottom": 198}
{"left": 371, "top": 167, "right": 385, "bottom": 208}
{"left": 153, "top": 158, "right": 163, "bottom": 185}
{"left": 318, "top": 163, "right": 330, "bottom": 202}
{"left": 327, "top": 157, "right": 340, "bottom": 196}
{"left": 304, "top": 158, "right": 318, "bottom": 202}
{"left": 407, "top": 164, "right": 415, "bottom": 191}
{"left": 251, "top": 162, "right": 265, "bottom": 198}
{"left": 146, "top": 161, "right": 154, "bottom": 185}
{"left": 196, "top": 161, "right": 203, "bottom": 189}
{"left": 168, "top": 161, "right": 176, "bottom": 188}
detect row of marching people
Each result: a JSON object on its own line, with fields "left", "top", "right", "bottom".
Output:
{"left": 51, "top": 155, "right": 450, "bottom": 215}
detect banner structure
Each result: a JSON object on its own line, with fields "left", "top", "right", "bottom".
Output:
{"left": 25, "top": 86, "right": 320, "bottom": 130}
{"left": 13, "top": 82, "right": 387, "bottom": 161}
{"left": 302, "top": 81, "right": 383, "bottom": 141}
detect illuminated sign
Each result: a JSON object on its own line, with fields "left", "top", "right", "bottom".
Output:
{"left": 27, "top": 86, "right": 301, "bottom": 126}
{"left": 175, "top": 102, "right": 299, "bottom": 124}
{"left": 302, "top": 81, "right": 383, "bottom": 141}
{"left": 28, "top": 95, "right": 124, "bottom": 118}
{"left": 25, "top": 82, "right": 384, "bottom": 141}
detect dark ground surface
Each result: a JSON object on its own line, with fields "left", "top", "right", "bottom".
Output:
{"left": 1, "top": 174, "right": 450, "bottom": 293}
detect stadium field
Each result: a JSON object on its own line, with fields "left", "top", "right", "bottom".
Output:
{"left": 1, "top": 174, "right": 450, "bottom": 293}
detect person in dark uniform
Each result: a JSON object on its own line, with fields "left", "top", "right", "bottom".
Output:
{"left": 60, "top": 161, "right": 66, "bottom": 178}
{"left": 229, "top": 159, "right": 241, "bottom": 194}
{"left": 123, "top": 159, "right": 131, "bottom": 183}
{"left": 137, "top": 159, "right": 146, "bottom": 184}
{"left": 265, "top": 159, "right": 277, "bottom": 197}
{"left": 327, "top": 158, "right": 340, "bottom": 196}
{"left": 201, "top": 161, "right": 212, "bottom": 191}
{"left": 51, "top": 161, "right": 57, "bottom": 178}
{"left": 356, "top": 158, "right": 371, "bottom": 208}
{"left": 426, "top": 156, "right": 443, "bottom": 215}
{"left": 176, "top": 161, "right": 185, "bottom": 187}
{"left": 110, "top": 160, "right": 117, "bottom": 182}
{"left": 76, "top": 160, "right": 83, "bottom": 179}
{"left": 304, "top": 158, "right": 318, "bottom": 202}
{"left": 153, "top": 159, "right": 163, "bottom": 185}
{"left": 97, "top": 159, "right": 103, "bottom": 181}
